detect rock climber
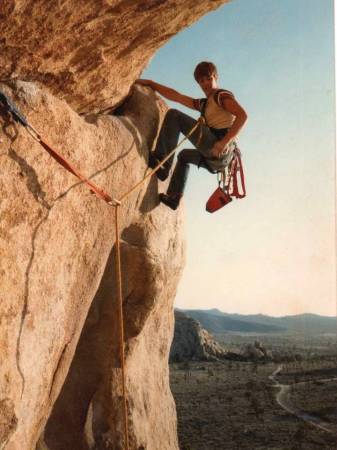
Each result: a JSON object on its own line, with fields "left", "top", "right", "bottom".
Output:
{"left": 136, "top": 61, "right": 248, "bottom": 210}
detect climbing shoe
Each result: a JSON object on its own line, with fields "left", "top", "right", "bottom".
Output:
{"left": 148, "top": 152, "right": 170, "bottom": 181}
{"left": 159, "top": 193, "right": 182, "bottom": 210}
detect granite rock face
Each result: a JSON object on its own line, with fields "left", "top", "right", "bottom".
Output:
{"left": 0, "top": 1, "right": 233, "bottom": 448}
{"left": 0, "top": 0, "right": 229, "bottom": 113}
{"left": 0, "top": 82, "right": 184, "bottom": 450}
{"left": 170, "top": 310, "right": 227, "bottom": 362}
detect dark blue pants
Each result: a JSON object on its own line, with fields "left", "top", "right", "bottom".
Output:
{"left": 154, "top": 109, "right": 228, "bottom": 195}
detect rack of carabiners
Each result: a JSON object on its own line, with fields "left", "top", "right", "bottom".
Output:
{"left": 218, "top": 142, "right": 246, "bottom": 199}
{"left": 0, "top": 90, "right": 204, "bottom": 450}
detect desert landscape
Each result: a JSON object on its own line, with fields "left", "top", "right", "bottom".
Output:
{"left": 170, "top": 311, "right": 337, "bottom": 449}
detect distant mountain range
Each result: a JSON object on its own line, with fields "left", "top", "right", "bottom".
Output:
{"left": 178, "top": 308, "right": 337, "bottom": 335}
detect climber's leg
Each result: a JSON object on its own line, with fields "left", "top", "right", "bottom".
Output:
{"left": 159, "top": 149, "right": 208, "bottom": 210}
{"left": 150, "top": 108, "right": 216, "bottom": 181}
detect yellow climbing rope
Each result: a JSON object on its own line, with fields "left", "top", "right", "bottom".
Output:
{"left": 114, "top": 203, "right": 129, "bottom": 449}
{"left": 110, "top": 118, "right": 202, "bottom": 450}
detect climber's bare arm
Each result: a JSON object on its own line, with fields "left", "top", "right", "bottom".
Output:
{"left": 135, "top": 79, "right": 196, "bottom": 110}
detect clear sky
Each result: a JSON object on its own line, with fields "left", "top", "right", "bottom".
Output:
{"left": 142, "top": 0, "right": 336, "bottom": 317}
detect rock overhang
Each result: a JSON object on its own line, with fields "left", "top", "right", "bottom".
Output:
{"left": 0, "top": 0, "right": 230, "bottom": 113}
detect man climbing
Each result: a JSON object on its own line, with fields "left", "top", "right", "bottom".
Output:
{"left": 136, "top": 61, "right": 248, "bottom": 210}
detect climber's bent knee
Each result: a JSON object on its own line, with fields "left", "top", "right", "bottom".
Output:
{"left": 177, "top": 151, "right": 189, "bottom": 164}
{"left": 165, "top": 108, "right": 179, "bottom": 120}
{"left": 177, "top": 149, "right": 201, "bottom": 165}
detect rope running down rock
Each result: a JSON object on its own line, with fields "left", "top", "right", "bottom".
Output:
{"left": 3, "top": 97, "right": 202, "bottom": 449}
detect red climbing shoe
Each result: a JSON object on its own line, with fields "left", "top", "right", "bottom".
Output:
{"left": 159, "top": 193, "right": 181, "bottom": 210}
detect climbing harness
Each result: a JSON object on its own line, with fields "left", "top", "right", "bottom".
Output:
{"left": 206, "top": 144, "right": 246, "bottom": 213}
{"left": 0, "top": 90, "right": 203, "bottom": 450}
{"left": 195, "top": 88, "right": 246, "bottom": 213}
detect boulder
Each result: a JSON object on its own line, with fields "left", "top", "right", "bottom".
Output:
{"left": 243, "top": 341, "right": 271, "bottom": 361}
{"left": 170, "top": 310, "right": 227, "bottom": 362}
{"left": 0, "top": 82, "right": 184, "bottom": 450}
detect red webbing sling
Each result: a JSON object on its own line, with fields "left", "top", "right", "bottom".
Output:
{"left": 0, "top": 89, "right": 117, "bottom": 205}
{"left": 230, "top": 152, "right": 246, "bottom": 199}
{"left": 38, "top": 139, "right": 115, "bottom": 203}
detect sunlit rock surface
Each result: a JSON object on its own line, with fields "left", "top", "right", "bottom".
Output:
{"left": 0, "top": 0, "right": 229, "bottom": 113}
{"left": 0, "top": 82, "right": 185, "bottom": 449}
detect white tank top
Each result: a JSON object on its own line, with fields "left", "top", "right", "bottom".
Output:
{"left": 193, "top": 90, "right": 235, "bottom": 129}
{"left": 204, "top": 93, "right": 235, "bottom": 129}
